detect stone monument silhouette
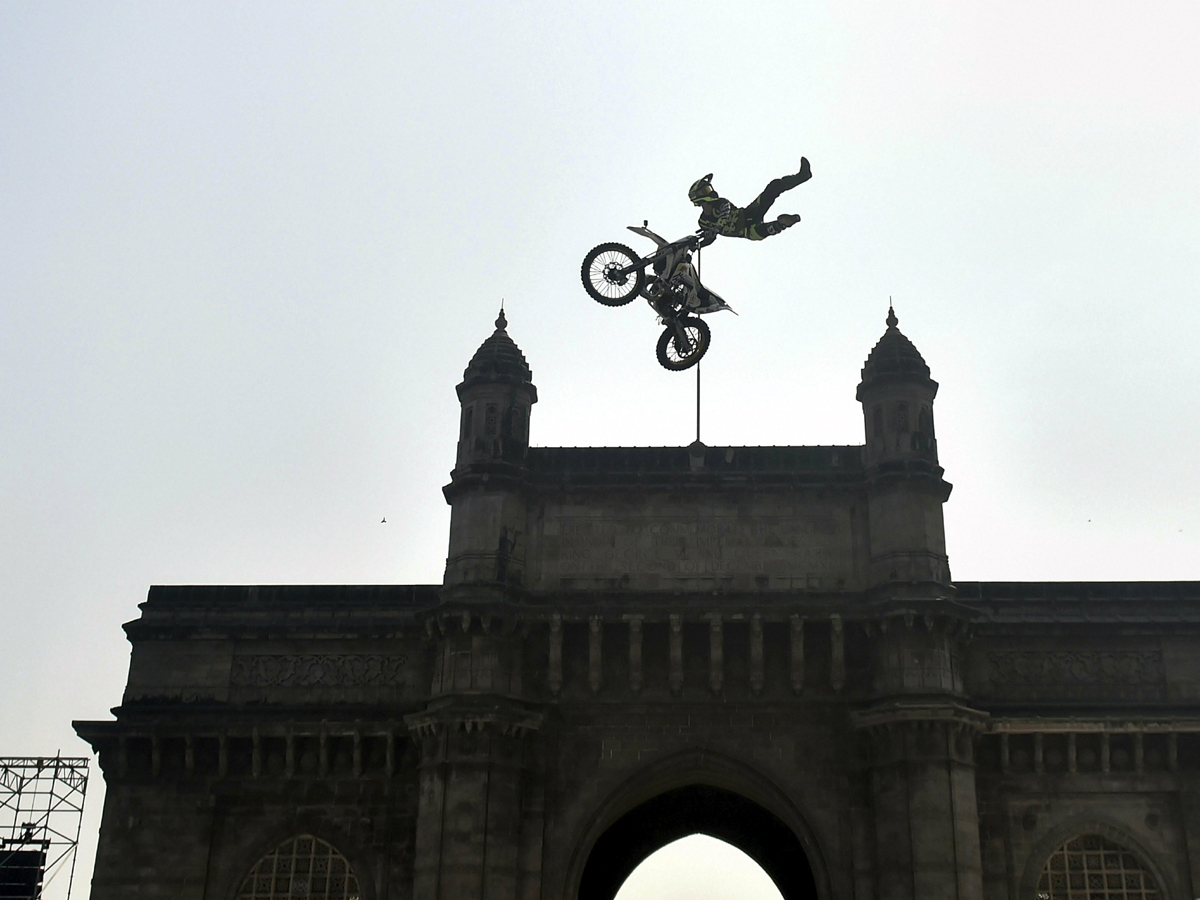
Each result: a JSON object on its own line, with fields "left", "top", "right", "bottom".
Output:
{"left": 75, "top": 309, "right": 1200, "bottom": 900}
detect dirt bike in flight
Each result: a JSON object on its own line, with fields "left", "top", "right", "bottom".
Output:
{"left": 581, "top": 225, "right": 735, "bottom": 371}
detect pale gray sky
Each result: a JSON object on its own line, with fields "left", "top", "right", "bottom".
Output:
{"left": 616, "top": 835, "right": 784, "bottom": 900}
{"left": 2, "top": 3, "right": 1198, "bottom": 897}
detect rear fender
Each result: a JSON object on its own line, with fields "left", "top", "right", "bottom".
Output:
{"left": 695, "top": 289, "right": 737, "bottom": 316}
{"left": 626, "top": 225, "right": 669, "bottom": 247}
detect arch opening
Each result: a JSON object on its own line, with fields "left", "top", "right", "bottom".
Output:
{"left": 615, "top": 834, "right": 784, "bottom": 900}
{"left": 579, "top": 784, "right": 818, "bottom": 900}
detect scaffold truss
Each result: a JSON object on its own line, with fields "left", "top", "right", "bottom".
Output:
{"left": 0, "top": 757, "right": 89, "bottom": 900}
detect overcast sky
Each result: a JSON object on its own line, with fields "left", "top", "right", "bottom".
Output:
{"left": 2, "top": 3, "right": 1198, "bottom": 897}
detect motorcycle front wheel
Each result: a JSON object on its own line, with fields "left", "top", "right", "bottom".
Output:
{"left": 656, "top": 317, "right": 710, "bottom": 371}
{"left": 581, "top": 242, "right": 645, "bottom": 306}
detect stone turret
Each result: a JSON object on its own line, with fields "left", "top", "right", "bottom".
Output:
{"left": 418, "top": 311, "right": 543, "bottom": 899}
{"left": 455, "top": 308, "right": 537, "bottom": 468}
{"left": 442, "top": 309, "right": 537, "bottom": 595}
{"left": 857, "top": 306, "right": 939, "bottom": 470}
{"left": 854, "top": 310, "right": 985, "bottom": 900}
{"left": 856, "top": 307, "right": 952, "bottom": 588}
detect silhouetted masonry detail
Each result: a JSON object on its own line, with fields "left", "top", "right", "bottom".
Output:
{"left": 75, "top": 309, "right": 1200, "bottom": 900}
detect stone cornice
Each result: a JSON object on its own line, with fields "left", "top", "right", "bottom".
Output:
{"left": 988, "top": 716, "right": 1200, "bottom": 734}
{"left": 113, "top": 582, "right": 1200, "bottom": 643}
{"left": 404, "top": 697, "right": 543, "bottom": 739}
{"left": 851, "top": 698, "right": 991, "bottom": 731}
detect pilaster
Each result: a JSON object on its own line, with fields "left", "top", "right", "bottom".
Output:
{"left": 854, "top": 700, "right": 989, "bottom": 900}
{"left": 406, "top": 697, "right": 544, "bottom": 900}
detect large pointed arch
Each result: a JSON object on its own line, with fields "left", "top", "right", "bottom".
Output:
{"left": 565, "top": 749, "right": 830, "bottom": 900}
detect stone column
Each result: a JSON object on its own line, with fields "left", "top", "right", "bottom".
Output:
{"left": 406, "top": 697, "right": 543, "bottom": 900}
{"left": 708, "top": 615, "right": 723, "bottom": 694}
{"left": 749, "top": 615, "right": 764, "bottom": 695}
{"left": 548, "top": 615, "right": 562, "bottom": 696}
{"left": 669, "top": 615, "right": 683, "bottom": 695}
{"left": 627, "top": 616, "right": 643, "bottom": 695}
{"left": 854, "top": 701, "right": 988, "bottom": 900}
{"left": 789, "top": 615, "right": 805, "bottom": 694}
{"left": 588, "top": 617, "right": 603, "bottom": 694}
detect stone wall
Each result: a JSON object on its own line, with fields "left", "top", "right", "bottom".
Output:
{"left": 72, "top": 315, "right": 1200, "bottom": 899}
{"left": 75, "top": 581, "right": 1200, "bottom": 900}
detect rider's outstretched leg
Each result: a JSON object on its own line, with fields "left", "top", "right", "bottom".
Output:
{"left": 749, "top": 215, "right": 800, "bottom": 240}
{"left": 742, "top": 157, "right": 813, "bottom": 224}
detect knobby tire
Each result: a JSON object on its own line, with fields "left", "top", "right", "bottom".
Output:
{"left": 656, "top": 317, "right": 710, "bottom": 371}
{"left": 581, "top": 242, "right": 645, "bottom": 306}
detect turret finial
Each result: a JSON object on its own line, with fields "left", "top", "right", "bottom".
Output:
{"left": 496, "top": 306, "right": 507, "bottom": 331}
{"left": 886, "top": 298, "right": 898, "bottom": 329}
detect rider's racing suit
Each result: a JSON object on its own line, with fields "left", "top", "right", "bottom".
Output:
{"left": 696, "top": 166, "right": 811, "bottom": 241}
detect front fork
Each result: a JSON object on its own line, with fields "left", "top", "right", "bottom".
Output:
{"left": 647, "top": 281, "right": 698, "bottom": 349}
{"left": 656, "top": 311, "right": 696, "bottom": 353}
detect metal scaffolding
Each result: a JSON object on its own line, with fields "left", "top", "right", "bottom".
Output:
{"left": 0, "top": 757, "right": 89, "bottom": 900}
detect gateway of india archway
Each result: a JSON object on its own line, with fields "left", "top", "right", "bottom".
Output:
{"left": 76, "top": 310, "right": 1200, "bottom": 900}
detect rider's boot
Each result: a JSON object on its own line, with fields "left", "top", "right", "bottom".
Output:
{"left": 797, "top": 157, "right": 812, "bottom": 183}
{"left": 753, "top": 215, "right": 799, "bottom": 238}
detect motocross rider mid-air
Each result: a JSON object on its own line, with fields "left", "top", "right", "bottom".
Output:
{"left": 689, "top": 157, "right": 812, "bottom": 241}
{"left": 579, "top": 157, "right": 815, "bottom": 370}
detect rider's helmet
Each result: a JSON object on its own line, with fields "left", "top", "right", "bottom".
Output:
{"left": 688, "top": 174, "right": 716, "bottom": 205}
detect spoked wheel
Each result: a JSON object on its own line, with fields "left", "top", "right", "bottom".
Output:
{"left": 656, "top": 317, "right": 711, "bottom": 371}
{"left": 581, "top": 242, "right": 645, "bottom": 306}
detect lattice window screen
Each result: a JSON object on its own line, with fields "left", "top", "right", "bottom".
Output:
{"left": 236, "top": 834, "right": 361, "bottom": 900}
{"left": 1036, "top": 834, "right": 1160, "bottom": 900}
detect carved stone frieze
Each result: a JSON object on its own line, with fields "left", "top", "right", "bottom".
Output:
{"left": 230, "top": 654, "right": 409, "bottom": 688}
{"left": 984, "top": 650, "right": 1165, "bottom": 700}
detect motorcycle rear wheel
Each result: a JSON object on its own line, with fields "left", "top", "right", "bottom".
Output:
{"left": 656, "top": 317, "right": 710, "bottom": 371}
{"left": 581, "top": 242, "right": 645, "bottom": 306}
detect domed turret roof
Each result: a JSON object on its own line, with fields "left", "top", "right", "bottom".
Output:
{"left": 458, "top": 309, "right": 536, "bottom": 396}
{"left": 857, "top": 307, "right": 936, "bottom": 394}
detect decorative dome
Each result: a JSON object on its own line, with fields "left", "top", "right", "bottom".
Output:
{"left": 857, "top": 306, "right": 935, "bottom": 394}
{"left": 458, "top": 309, "right": 536, "bottom": 396}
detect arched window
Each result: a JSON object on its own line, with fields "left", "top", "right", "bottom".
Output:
{"left": 462, "top": 406, "right": 474, "bottom": 441}
{"left": 485, "top": 404, "right": 498, "bottom": 437}
{"left": 1036, "top": 834, "right": 1160, "bottom": 900}
{"left": 914, "top": 406, "right": 935, "bottom": 452}
{"left": 236, "top": 834, "right": 361, "bottom": 900}
{"left": 918, "top": 405, "right": 934, "bottom": 437}
{"left": 894, "top": 402, "right": 909, "bottom": 432}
